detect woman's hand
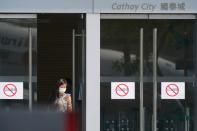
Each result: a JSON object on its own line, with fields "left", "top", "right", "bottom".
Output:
{"left": 65, "top": 95, "right": 72, "bottom": 112}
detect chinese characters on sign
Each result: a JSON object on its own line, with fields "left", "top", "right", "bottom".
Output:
{"left": 161, "top": 2, "right": 185, "bottom": 11}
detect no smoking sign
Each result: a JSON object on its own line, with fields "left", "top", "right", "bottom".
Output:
{"left": 161, "top": 82, "right": 185, "bottom": 99}
{"left": 4, "top": 84, "right": 17, "bottom": 97}
{"left": 0, "top": 82, "right": 23, "bottom": 99}
{"left": 111, "top": 82, "right": 135, "bottom": 99}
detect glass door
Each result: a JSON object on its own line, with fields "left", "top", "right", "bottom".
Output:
{"left": 149, "top": 19, "right": 195, "bottom": 131}
{"left": 101, "top": 19, "right": 144, "bottom": 131}
{"left": 100, "top": 15, "right": 196, "bottom": 131}
{"left": 0, "top": 14, "right": 37, "bottom": 111}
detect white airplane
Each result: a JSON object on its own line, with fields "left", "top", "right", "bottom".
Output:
{"left": 0, "top": 21, "right": 37, "bottom": 100}
{"left": 101, "top": 48, "right": 190, "bottom": 76}
{"left": 0, "top": 21, "right": 37, "bottom": 53}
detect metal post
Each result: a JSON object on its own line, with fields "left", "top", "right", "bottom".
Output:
{"left": 185, "top": 108, "right": 188, "bottom": 131}
{"left": 82, "top": 29, "right": 85, "bottom": 92}
{"left": 185, "top": 107, "right": 190, "bottom": 131}
{"left": 72, "top": 29, "right": 76, "bottom": 111}
{"left": 143, "top": 107, "right": 146, "bottom": 131}
{"left": 82, "top": 29, "right": 86, "bottom": 131}
{"left": 28, "top": 28, "right": 32, "bottom": 111}
{"left": 153, "top": 28, "right": 158, "bottom": 131}
{"left": 140, "top": 28, "right": 144, "bottom": 131}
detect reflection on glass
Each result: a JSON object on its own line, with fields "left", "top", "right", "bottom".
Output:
{"left": 101, "top": 20, "right": 141, "bottom": 77}
{"left": 101, "top": 19, "right": 196, "bottom": 131}
{"left": 149, "top": 20, "right": 195, "bottom": 77}
{"left": 0, "top": 18, "right": 37, "bottom": 76}
{"left": 101, "top": 20, "right": 195, "bottom": 77}
{"left": 0, "top": 18, "right": 37, "bottom": 111}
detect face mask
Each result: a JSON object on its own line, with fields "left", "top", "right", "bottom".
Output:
{"left": 59, "top": 88, "right": 66, "bottom": 93}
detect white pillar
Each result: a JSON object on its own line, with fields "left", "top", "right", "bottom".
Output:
{"left": 86, "top": 13, "right": 100, "bottom": 131}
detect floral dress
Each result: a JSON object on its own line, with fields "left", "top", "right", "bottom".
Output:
{"left": 54, "top": 93, "right": 72, "bottom": 112}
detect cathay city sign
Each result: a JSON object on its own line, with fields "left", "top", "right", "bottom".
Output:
{"left": 94, "top": 0, "right": 195, "bottom": 13}
{"left": 112, "top": 3, "right": 157, "bottom": 12}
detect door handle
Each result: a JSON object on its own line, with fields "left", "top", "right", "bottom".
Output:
{"left": 153, "top": 28, "right": 158, "bottom": 131}
{"left": 140, "top": 28, "right": 144, "bottom": 131}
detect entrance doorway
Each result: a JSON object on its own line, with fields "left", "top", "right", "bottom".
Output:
{"left": 0, "top": 14, "right": 86, "bottom": 131}
{"left": 100, "top": 14, "right": 197, "bottom": 131}
{"left": 37, "top": 14, "right": 86, "bottom": 130}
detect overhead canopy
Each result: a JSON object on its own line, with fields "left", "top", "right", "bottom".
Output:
{"left": 0, "top": 0, "right": 196, "bottom": 13}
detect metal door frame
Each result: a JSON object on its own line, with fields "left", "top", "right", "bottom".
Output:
{"left": 100, "top": 14, "right": 196, "bottom": 19}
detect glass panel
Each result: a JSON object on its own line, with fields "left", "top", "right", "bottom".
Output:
{"left": 153, "top": 20, "right": 196, "bottom": 131}
{"left": 32, "top": 26, "right": 37, "bottom": 105}
{"left": 101, "top": 19, "right": 142, "bottom": 131}
{"left": 32, "top": 27, "right": 37, "bottom": 77}
{"left": 0, "top": 18, "right": 37, "bottom": 111}
{"left": 144, "top": 83, "right": 153, "bottom": 131}
{"left": 153, "top": 20, "right": 195, "bottom": 77}
{"left": 101, "top": 19, "right": 142, "bottom": 77}
{"left": 0, "top": 18, "right": 36, "bottom": 75}
{"left": 100, "top": 82, "right": 140, "bottom": 131}
{"left": 157, "top": 82, "right": 195, "bottom": 131}
{"left": 101, "top": 18, "right": 196, "bottom": 131}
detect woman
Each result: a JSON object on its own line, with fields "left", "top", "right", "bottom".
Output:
{"left": 54, "top": 78, "right": 72, "bottom": 112}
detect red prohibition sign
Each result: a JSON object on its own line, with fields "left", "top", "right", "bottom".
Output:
{"left": 3, "top": 84, "right": 17, "bottom": 97}
{"left": 165, "top": 84, "right": 179, "bottom": 97}
{"left": 115, "top": 84, "right": 129, "bottom": 97}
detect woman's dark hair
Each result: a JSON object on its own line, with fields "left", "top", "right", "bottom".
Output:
{"left": 57, "top": 78, "right": 67, "bottom": 88}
